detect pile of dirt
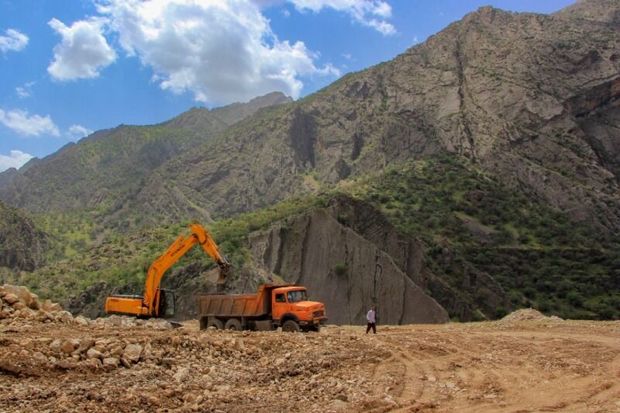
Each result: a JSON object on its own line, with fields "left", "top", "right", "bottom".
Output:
{"left": 0, "top": 284, "right": 72, "bottom": 324}
{"left": 1, "top": 285, "right": 617, "bottom": 412}
{"left": 0, "top": 284, "right": 174, "bottom": 331}
{"left": 1, "top": 307, "right": 618, "bottom": 412}
{"left": 91, "top": 315, "right": 174, "bottom": 330}
{"left": 0, "top": 334, "right": 154, "bottom": 374}
{"left": 0, "top": 320, "right": 389, "bottom": 412}
{"left": 500, "top": 308, "right": 563, "bottom": 323}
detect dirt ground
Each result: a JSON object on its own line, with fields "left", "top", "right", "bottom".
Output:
{"left": 1, "top": 313, "right": 619, "bottom": 413}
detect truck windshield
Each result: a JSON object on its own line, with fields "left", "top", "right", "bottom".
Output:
{"left": 287, "top": 290, "right": 308, "bottom": 303}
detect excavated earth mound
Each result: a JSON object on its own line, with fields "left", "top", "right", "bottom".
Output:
{"left": 500, "top": 308, "right": 564, "bottom": 323}
{"left": 1, "top": 286, "right": 619, "bottom": 412}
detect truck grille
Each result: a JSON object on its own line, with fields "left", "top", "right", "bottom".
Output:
{"left": 313, "top": 310, "right": 324, "bottom": 318}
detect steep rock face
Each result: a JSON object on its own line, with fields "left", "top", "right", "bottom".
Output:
{"left": 0, "top": 202, "right": 47, "bottom": 271}
{"left": 556, "top": 0, "right": 620, "bottom": 24}
{"left": 248, "top": 209, "right": 449, "bottom": 325}
{"left": 325, "top": 197, "right": 509, "bottom": 320}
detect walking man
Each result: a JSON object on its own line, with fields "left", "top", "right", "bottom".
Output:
{"left": 366, "top": 305, "right": 377, "bottom": 334}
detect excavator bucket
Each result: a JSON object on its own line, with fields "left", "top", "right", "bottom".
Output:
{"left": 216, "top": 265, "right": 231, "bottom": 293}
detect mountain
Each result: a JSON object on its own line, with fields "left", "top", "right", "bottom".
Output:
{"left": 0, "top": 92, "right": 291, "bottom": 224}
{"left": 2, "top": 1, "right": 618, "bottom": 229}
{"left": 556, "top": 0, "right": 620, "bottom": 23}
{"left": 2, "top": 0, "right": 619, "bottom": 321}
{"left": 125, "top": 0, "right": 618, "bottom": 232}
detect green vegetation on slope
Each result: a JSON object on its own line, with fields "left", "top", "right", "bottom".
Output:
{"left": 5, "top": 194, "right": 325, "bottom": 304}
{"left": 346, "top": 156, "right": 620, "bottom": 320}
{"left": 4, "top": 156, "right": 618, "bottom": 321}
{"left": 0, "top": 201, "right": 47, "bottom": 271}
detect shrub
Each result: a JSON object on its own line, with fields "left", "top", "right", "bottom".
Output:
{"left": 334, "top": 262, "right": 348, "bottom": 277}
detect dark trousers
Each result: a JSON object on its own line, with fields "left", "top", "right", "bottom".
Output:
{"left": 366, "top": 322, "right": 376, "bottom": 334}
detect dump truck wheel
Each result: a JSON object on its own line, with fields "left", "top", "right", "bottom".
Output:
{"left": 224, "top": 318, "right": 242, "bottom": 331}
{"left": 282, "top": 320, "right": 300, "bottom": 332}
{"left": 207, "top": 318, "right": 224, "bottom": 330}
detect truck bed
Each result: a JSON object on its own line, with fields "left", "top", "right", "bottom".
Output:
{"left": 197, "top": 292, "right": 269, "bottom": 317}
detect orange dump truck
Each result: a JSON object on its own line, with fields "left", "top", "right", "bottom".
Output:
{"left": 197, "top": 284, "right": 327, "bottom": 332}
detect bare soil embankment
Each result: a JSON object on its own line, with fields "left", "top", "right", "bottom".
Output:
{"left": 1, "top": 287, "right": 619, "bottom": 412}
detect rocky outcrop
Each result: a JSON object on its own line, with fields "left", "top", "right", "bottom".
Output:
{"left": 0, "top": 202, "right": 47, "bottom": 271}
{"left": 324, "top": 196, "right": 509, "bottom": 320}
{"left": 249, "top": 208, "right": 448, "bottom": 325}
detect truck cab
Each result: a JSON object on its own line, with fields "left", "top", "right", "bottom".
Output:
{"left": 271, "top": 286, "right": 326, "bottom": 332}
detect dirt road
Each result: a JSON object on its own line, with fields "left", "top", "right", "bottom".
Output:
{"left": 1, "top": 315, "right": 619, "bottom": 412}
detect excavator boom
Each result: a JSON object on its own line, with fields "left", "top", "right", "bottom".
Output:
{"left": 105, "top": 223, "right": 230, "bottom": 318}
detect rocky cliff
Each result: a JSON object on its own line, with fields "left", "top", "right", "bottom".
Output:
{"left": 0, "top": 202, "right": 47, "bottom": 271}
{"left": 323, "top": 196, "right": 509, "bottom": 321}
{"left": 131, "top": 0, "right": 619, "bottom": 232}
{"left": 248, "top": 206, "right": 449, "bottom": 325}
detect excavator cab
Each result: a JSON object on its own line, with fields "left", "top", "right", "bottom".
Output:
{"left": 158, "top": 289, "right": 176, "bottom": 318}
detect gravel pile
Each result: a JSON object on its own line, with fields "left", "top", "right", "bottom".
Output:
{"left": 500, "top": 308, "right": 563, "bottom": 323}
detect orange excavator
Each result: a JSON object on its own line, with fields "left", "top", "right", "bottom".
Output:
{"left": 104, "top": 223, "right": 230, "bottom": 318}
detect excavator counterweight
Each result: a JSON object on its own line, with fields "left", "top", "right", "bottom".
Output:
{"left": 104, "top": 223, "right": 230, "bottom": 318}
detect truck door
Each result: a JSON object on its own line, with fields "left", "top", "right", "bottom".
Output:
{"left": 272, "top": 291, "right": 287, "bottom": 321}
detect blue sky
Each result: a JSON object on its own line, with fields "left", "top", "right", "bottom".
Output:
{"left": 0, "top": 0, "right": 574, "bottom": 171}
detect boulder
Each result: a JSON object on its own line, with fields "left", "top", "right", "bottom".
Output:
{"left": 77, "top": 339, "right": 95, "bottom": 354}
{"left": 3, "top": 293, "right": 18, "bottom": 305}
{"left": 50, "top": 339, "right": 62, "bottom": 353}
{"left": 147, "top": 319, "right": 174, "bottom": 330}
{"left": 87, "top": 348, "right": 104, "bottom": 359}
{"left": 82, "top": 358, "right": 102, "bottom": 370}
{"left": 55, "top": 359, "right": 76, "bottom": 369}
{"left": 103, "top": 357, "right": 119, "bottom": 368}
{"left": 61, "top": 339, "right": 80, "bottom": 354}
{"left": 55, "top": 311, "right": 74, "bottom": 323}
{"left": 1, "top": 285, "right": 39, "bottom": 309}
{"left": 74, "top": 316, "right": 90, "bottom": 326}
{"left": 173, "top": 367, "right": 190, "bottom": 383}
{"left": 123, "top": 344, "right": 143, "bottom": 363}
{"left": 40, "top": 299, "right": 62, "bottom": 313}
{"left": 32, "top": 352, "right": 48, "bottom": 363}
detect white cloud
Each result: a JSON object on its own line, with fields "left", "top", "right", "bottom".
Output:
{"left": 15, "top": 81, "right": 35, "bottom": 99}
{"left": 95, "top": 0, "right": 339, "bottom": 104}
{"left": 47, "top": 17, "right": 117, "bottom": 80}
{"left": 0, "top": 109, "right": 60, "bottom": 137}
{"left": 252, "top": 0, "right": 286, "bottom": 6}
{"left": 0, "top": 150, "right": 34, "bottom": 172}
{"left": 68, "top": 124, "right": 93, "bottom": 140}
{"left": 15, "top": 87, "right": 30, "bottom": 98}
{"left": 0, "top": 29, "right": 29, "bottom": 53}
{"left": 288, "top": 0, "right": 395, "bottom": 35}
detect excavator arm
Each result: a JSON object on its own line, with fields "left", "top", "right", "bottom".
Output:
{"left": 105, "top": 223, "right": 230, "bottom": 317}
{"left": 142, "top": 223, "right": 230, "bottom": 314}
